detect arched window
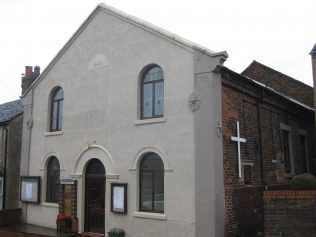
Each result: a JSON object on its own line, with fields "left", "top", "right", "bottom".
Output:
{"left": 139, "top": 153, "right": 164, "bottom": 213}
{"left": 46, "top": 157, "right": 60, "bottom": 203}
{"left": 50, "top": 87, "right": 63, "bottom": 131}
{"left": 141, "top": 66, "right": 164, "bottom": 119}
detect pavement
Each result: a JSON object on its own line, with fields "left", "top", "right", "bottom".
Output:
{"left": 0, "top": 223, "right": 76, "bottom": 237}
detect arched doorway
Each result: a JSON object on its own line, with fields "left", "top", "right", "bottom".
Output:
{"left": 85, "top": 158, "right": 105, "bottom": 234}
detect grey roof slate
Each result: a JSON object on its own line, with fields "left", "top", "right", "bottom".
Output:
{"left": 0, "top": 99, "right": 23, "bottom": 124}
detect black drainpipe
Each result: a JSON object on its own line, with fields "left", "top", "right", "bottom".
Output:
{"left": 3, "top": 126, "right": 8, "bottom": 210}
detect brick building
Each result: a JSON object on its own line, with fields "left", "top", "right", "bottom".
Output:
{"left": 221, "top": 63, "right": 315, "bottom": 236}
{"left": 310, "top": 43, "right": 316, "bottom": 128}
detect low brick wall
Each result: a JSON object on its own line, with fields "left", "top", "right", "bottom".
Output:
{"left": 264, "top": 190, "right": 316, "bottom": 237}
{"left": 0, "top": 209, "right": 21, "bottom": 226}
{"left": 225, "top": 185, "right": 264, "bottom": 237}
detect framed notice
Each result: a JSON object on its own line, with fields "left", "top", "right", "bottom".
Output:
{"left": 20, "top": 176, "right": 40, "bottom": 203}
{"left": 111, "top": 183, "right": 127, "bottom": 214}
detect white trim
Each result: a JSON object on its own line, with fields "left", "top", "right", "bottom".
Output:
{"left": 134, "top": 117, "right": 166, "bottom": 125}
{"left": 71, "top": 174, "right": 82, "bottom": 179}
{"left": 134, "top": 211, "right": 167, "bottom": 220}
{"left": 73, "top": 144, "right": 116, "bottom": 176}
{"left": 41, "top": 152, "right": 63, "bottom": 171}
{"left": 130, "top": 146, "right": 172, "bottom": 171}
{"left": 106, "top": 174, "right": 119, "bottom": 181}
{"left": 231, "top": 121, "right": 246, "bottom": 177}
{"left": 241, "top": 161, "right": 254, "bottom": 167}
{"left": 44, "top": 130, "right": 64, "bottom": 136}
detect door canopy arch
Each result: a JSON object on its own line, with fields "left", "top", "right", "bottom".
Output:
{"left": 73, "top": 145, "right": 115, "bottom": 176}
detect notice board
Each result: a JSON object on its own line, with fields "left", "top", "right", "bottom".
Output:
{"left": 20, "top": 176, "right": 40, "bottom": 203}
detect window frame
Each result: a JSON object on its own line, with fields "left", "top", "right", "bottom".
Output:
{"left": 50, "top": 87, "right": 63, "bottom": 132}
{"left": 298, "top": 130, "right": 309, "bottom": 173}
{"left": 140, "top": 66, "right": 164, "bottom": 119}
{"left": 280, "top": 124, "right": 295, "bottom": 176}
{"left": 139, "top": 153, "right": 164, "bottom": 213}
{"left": 46, "top": 156, "right": 60, "bottom": 203}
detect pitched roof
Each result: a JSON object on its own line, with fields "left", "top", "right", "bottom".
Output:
{"left": 21, "top": 3, "right": 228, "bottom": 97}
{"left": 310, "top": 43, "right": 316, "bottom": 55}
{"left": 0, "top": 99, "right": 23, "bottom": 124}
{"left": 242, "top": 60, "right": 314, "bottom": 107}
{"left": 222, "top": 66, "right": 314, "bottom": 112}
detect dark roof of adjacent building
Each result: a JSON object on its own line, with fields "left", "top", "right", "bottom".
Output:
{"left": 242, "top": 61, "right": 314, "bottom": 107}
{"left": 0, "top": 99, "right": 23, "bottom": 124}
{"left": 310, "top": 43, "right": 316, "bottom": 55}
{"left": 221, "top": 66, "right": 314, "bottom": 112}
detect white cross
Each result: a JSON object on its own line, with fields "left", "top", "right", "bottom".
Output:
{"left": 231, "top": 121, "right": 246, "bottom": 177}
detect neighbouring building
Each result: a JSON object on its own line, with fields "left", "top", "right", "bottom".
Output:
{"left": 19, "top": 3, "right": 228, "bottom": 237}
{"left": 0, "top": 99, "right": 23, "bottom": 210}
{"left": 221, "top": 62, "right": 315, "bottom": 236}
{"left": 310, "top": 43, "right": 316, "bottom": 128}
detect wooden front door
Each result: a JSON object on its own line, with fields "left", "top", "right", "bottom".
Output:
{"left": 85, "top": 159, "right": 106, "bottom": 234}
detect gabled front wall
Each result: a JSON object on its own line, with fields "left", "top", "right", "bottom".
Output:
{"left": 24, "top": 8, "right": 199, "bottom": 236}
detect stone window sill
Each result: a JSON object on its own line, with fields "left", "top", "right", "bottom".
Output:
{"left": 134, "top": 117, "right": 166, "bottom": 126}
{"left": 41, "top": 202, "right": 59, "bottom": 208}
{"left": 134, "top": 211, "right": 167, "bottom": 220}
{"left": 45, "top": 130, "right": 64, "bottom": 136}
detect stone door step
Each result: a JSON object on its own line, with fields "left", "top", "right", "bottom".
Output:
{"left": 78, "top": 233, "right": 105, "bottom": 237}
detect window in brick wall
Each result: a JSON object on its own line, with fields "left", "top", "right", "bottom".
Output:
{"left": 280, "top": 124, "right": 294, "bottom": 176}
{"left": 282, "top": 130, "right": 291, "bottom": 173}
{"left": 244, "top": 165, "right": 251, "bottom": 185}
{"left": 299, "top": 131, "right": 309, "bottom": 173}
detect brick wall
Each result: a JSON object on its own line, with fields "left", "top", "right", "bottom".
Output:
{"left": 264, "top": 190, "right": 316, "bottom": 237}
{"left": 0, "top": 209, "right": 21, "bottom": 226}
{"left": 221, "top": 67, "right": 316, "bottom": 236}
{"left": 58, "top": 182, "right": 78, "bottom": 233}
{"left": 225, "top": 186, "right": 264, "bottom": 237}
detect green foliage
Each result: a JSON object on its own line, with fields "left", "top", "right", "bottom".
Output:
{"left": 108, "top": 228, "right": 125, "bottom": 237}
{"left": 289, "top": 173, "right": 316, "bottom": 190}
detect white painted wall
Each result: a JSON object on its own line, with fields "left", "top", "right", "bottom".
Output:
{"left": 21, "top": 6, "right": 226, "bottom": 237}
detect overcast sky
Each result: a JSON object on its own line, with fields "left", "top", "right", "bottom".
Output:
{"left": 0, "top": 0, "right": 315, "bottom": 104}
